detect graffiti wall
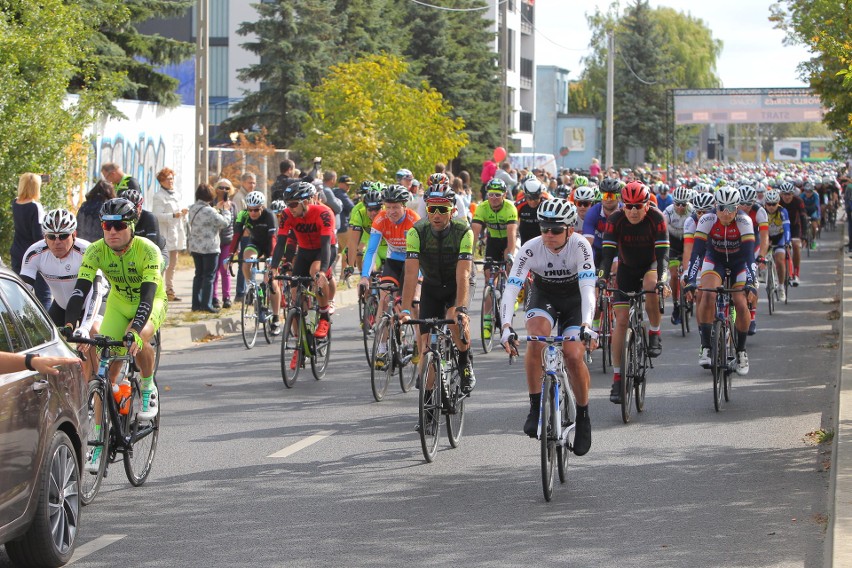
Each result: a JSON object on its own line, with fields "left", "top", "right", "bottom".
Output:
{"left": 88, "top": 99, "right": 196, "bottom": 209}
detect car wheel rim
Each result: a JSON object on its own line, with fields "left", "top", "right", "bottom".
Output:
{"left": 50, "top": 444, "right": 79, "bottom": 553}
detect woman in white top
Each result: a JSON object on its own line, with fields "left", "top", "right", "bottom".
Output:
{"left": 152, "top": 167, "right": 188, "bottom": 301}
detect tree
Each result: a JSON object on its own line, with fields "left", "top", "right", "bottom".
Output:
{"left": 225, "top": 0, "right": 340, "bottom": 148}
{"left": 770, "top": 0, "right": 852, "bottom": 156}
{"left": 333, "top": 0, "right": 402, "bottom": 56}
{"left": 293, "top": 54, "right": 468, "bottom": 183}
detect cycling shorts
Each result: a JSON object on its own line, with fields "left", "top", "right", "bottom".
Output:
{"left": 418, "top": 283, "right": 457, "bottom": 334}
{"left": 485, "top": 237, "right": 508, "bottom": 263}
{"left": 380, "top": 258, "right": 406, "bottom": 290}
{"left": 245, "top": 240, "right": 272, "bottom": 259}
{"left": 614, "top": 262, "right": 657, "bottom": 307}
{"left": 293, "top": 247, "right": 338, "bottom": 279}
{"left": 99, "top": 294, "right": 166, "bottom": 349}
{"left": 699, "top": 253, "right": 749, "bottom": 287}
{"left": 525, "top": 286, "right": 582, "bottom": 336}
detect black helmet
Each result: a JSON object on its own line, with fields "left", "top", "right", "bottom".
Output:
{"left": 283, "top": 181, "right": 315, "bottom": 202}
{"left": 100, "top": 198, "right": 138, "bottom": 223}
{"left": 383, "top": 184, "right": 411, "bottom": 203}
{"left": 599, "top": 177, "right": 623, "bottom": 194}
{"left": 359, "top": 180, "right": 373, "bottom": 195}
{"left": 425, "top": 182, "right": 455, "bottom": 203}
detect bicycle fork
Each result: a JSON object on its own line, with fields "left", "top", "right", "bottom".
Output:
{"left": 537, "top": 345, "right": 573, "bottom": 447}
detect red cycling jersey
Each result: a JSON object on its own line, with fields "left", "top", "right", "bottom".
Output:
{"left": 276, "top": 203, "right": 337, "bottom": 249}
{"left": 370, "top": 209, "right": 420, "bottom": 256}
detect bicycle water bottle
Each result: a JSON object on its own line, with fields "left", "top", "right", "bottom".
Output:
{"left": 113, "top": 380, "right": 132, "bottom": 415}
{"left": 307, "top": 309, "right": 318, "bottom": 332}
{"left": 98, "top": 358, "right": 109, "bottom": 378}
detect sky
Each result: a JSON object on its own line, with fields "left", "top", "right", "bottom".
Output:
{"left": 533, "top": 0, "right": 812, "bottom": 89}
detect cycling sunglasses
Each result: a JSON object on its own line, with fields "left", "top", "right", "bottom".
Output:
{"left": 367, "top": 206, "right": 383, "bottom": 213}
{"left": 45, "top": 233, "right": 72, "bottom": 241}
{"left": 427, "top": 205, "right": 452, "bottom": 215}
{"left": 717, "top": 204, "right": 738, "bottom": 213}
{"left": 575, "top": 201, "right": 592, "bottom": 207}
{"left": 539, "top": 225, "right": 566, "bottom": 235}
{"left": 285, "top": 202, "right": 300, "bottom": 209}
{"left": 101, "top": 220, "right": 130, "bottom": 232}
{"left": 248, "top": 207, "right": 263, "bottom": 213}
{"left": 601, "top": 192, "right": 619, "bottom": 201}
{"left": 623, "top": 203, "right": 645, "bottom": 210}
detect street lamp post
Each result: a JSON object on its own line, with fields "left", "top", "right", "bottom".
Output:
{"left": 195, "top": 0, "right": 209, "bottom": 187}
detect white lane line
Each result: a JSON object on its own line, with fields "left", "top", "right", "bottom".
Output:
{"left": 268, "top": 430, "right": 336, "bottom": 458}
{"left": 69, "top": 534, "right": 126, "bottom": 564}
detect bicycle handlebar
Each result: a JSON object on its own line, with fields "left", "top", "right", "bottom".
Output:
{"left": 64, "top": 334, "right": 128, "bottom": 349}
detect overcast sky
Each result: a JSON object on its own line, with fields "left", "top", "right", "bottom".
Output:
{"left": 534, "top": 0, "right": 812, "bottom": 89}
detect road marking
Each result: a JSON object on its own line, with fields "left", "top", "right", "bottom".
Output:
{"left": 268, "top": 430, "right": 336, "bottom": 458}
{"left": 69, "top": 534, "right": 126, "bottom": 564}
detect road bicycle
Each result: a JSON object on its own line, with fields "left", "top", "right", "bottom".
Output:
{"left": 699, "top": 272, "right": 742, "bottom": 412}
{"left": 675, "top": 265, "right": 693, "bottom": 337}
{"left": 404, "top": 317, "right": 469, "bottom": 463}
{"left": 279, "top": 274, "right": 331, "bottom": 387}
{"left": 526, "top": 334, "right": 584, "bottom": 502}
{"left": 239, "top": 258, "right": 277, "bottom": 349}
{"left": 474, "top": 258, "right": 508, "bottom": 354}
{"left": 370, "top": 282, "right": 417, "bottom": 401}
{"left": 606, "top": 286, "right": 664, "bottom": 424}
{"left": 596, "top": 284, "right": 614, "bottom": 374}
{"left": 764, "top": 254, "right": 778, "bottom": 315}
{"left": 66, "top": 334, "right": 160, "bottom": 505}
{"left": 358, "top": 272, "right": 381, "bottom": 366}
{"left": 783, "top": 243, "right": 794, "bottom": 303}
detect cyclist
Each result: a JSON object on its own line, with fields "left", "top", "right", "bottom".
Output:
{"left": 738, "top": 185, "right": 769, "bottom": 335}
{"left": 400, "top": 182, "right": 476, "bottom": 394}
{"left": 359, "top": 184, "right": 420, "bottom": 368}
{"left": 347, "top": 184, "right": 387, "bottom": 274}
{"left": 119, "top": 189, "right": 168, "bottom": 269}
{"left": 416, "top": 173, "right": 467, "bottom": 221}
{"left": 498, "top": 199, "right": 595, "bottom": 456}
{"left": 515, "top": 177, "right": 550, "bottom": 245}
{"left": 64, "top": 198, "right": 167, "bottom": 420}
{"left": 582, "top": 177, "right": 623, "bottom": 267}
{"left": 684, "top": 186, "right": 756, "bottom": 375}
{"left": 571, "top": 185, "right": 597, "bottom": 232}
{"left": 655, "top": 183, "right": 674, "bottom": 211}
{"left": 663, "top": 187, "right": 694, "bottom": 325}
{"left": 763, "top": 188, "right": 791, "bottom": 302}
{"left": 800, "top": 181, "right": 821, "bottom": 249}
{"left": 597, "top": 181, "right": 669, "bottom": 404}
{"left": 779, "top": 181, "right": 808, "bottom": 286}
{"left": 682, "top": 191, "right": 716, "bottom": 296}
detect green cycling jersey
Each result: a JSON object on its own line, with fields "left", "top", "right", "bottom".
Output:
{"left": 77, "top": 237, "right": 167, "bottom": 303}
{"left": 406, "top": 218, "right": 473, "bottom": 286}
{"left": 471, "top": 199, "right": 518, "bottom": 238}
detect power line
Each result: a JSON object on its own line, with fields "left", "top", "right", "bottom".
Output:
{"left": 407, "top": 0, "right": 505, "bottom": 12}
{"left": 617, "top": 49, "right": 657, "bottom": 85}
{"left": 520, "top": 12, "right": 589, "bottom": 53}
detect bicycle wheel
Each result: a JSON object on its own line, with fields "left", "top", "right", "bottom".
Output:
{"left": 260, "top": 286, "right": 274, "bottom": 344}
{"left": 80, "top": 379, "right": 109, "bottom": 505}
{"left": 446, "top": 356, "right": 465, "bottom": 449}
{"left": 370, "top": 316, "right": 392, "bottom": 402}
{"left": 281, "top": 309, "right": 303, "bottom": 387}
{"left": 151, "top": 329, "right": 162, "bottom": 377}
{"left": 557, "top": 377, "right": 575, "bottom": 484}
{"left": 724, "top": 315, "right": 736, "bottom": 402}
{"left": 766, "top": 262, "right": 776, "bottom": 315}
{"left": 398, "top": 321, "right": 417, "bottom": 392}
{"left": 123, "top": 378, "right": 159, "bottom": 486}
{"left": 241, "top": 284, "right": 259, "bottom": 349}
{"left": 634, "top": 332, "right": 647, "bottom": 413}
{"left": 310, "top": 319, "right": 331, "bottom": 381}
{"left": 418, "top": 352, "right": 441, "bottom": 462}
{"left": 621, "top": 328, "right": 636, "bottom": 424}
{"left": 541, "top": 377, "right": 556, "bottom": 502}
{"left": 599, "top": 297, "right": 611, "bottom": 374}
{"left": 680, "top": 293, "right": 689, "bottom": 337}
{"left": 361, "top": 294, "right": 379, "bottom": 365}
{"left": 480, "top": 285, "right": 495, "bottom": 353}
{"left": 711, "top": 320, "right": 725, "bottom": 412}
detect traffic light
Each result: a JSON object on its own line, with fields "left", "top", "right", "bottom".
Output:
{"left": 718, "top": 134, "right": 725, "bottom": 148}
{"left": 707, "top": 139, "right": 717, "bottom": 160}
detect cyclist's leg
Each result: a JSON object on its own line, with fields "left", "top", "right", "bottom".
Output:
{"left": 791, "top": 237, "right": 802, "bottom": 277}
{"left": 696, "top": 261, "right": 722, "bottom": 355}
{"left": 642, "top": 267, "right": 661, "bottom": 327}
{"left": 522, "top": 311, "right": 551, "bottom": 436}
{"left": 773, "top": 246, "right": 786, "bottom": 284}
{"left": 242, "top": 245, "right": 259, "bottom": 283}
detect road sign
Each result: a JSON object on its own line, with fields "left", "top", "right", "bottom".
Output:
{"left": 685, "top": 150, "right": 696, "bottom": 160}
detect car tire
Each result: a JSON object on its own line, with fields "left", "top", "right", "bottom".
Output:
{"left": 5, "top": 430, "right": 80, "bottom": 567}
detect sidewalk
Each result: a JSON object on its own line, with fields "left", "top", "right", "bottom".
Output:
{"left": 158, "top": 260, "right": 361, "bottom": 351}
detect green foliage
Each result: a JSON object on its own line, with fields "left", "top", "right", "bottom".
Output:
{"left": 771, "top": 0, "right": 852, "bottom": 156}
{"left": 294, "top": 54, "right": 468, "bottom": 184}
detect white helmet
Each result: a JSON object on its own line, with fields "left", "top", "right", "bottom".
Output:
{"left": 764, "top": 189, "right": 781, "bottom": 204}
{"left": 537, "top": 198, "right": 578, "bottom": 226}
{"left": 715, "top": 186, "right": 741, "bottom": 207}
{"left": 245, "top": 191, "right": 266, "bottom": 207}
{"left": 573, "top": 186, "right": 597, "bottom": 203}
{"left": 691, "top": 192, "right": 716, "bottom": 212}
{"left": 269, "top": 200, "right": 286, "bottom": 213}
{"left": 521, "top": 177, "right": 544, "bottom": 197}
{"left": 738, "top": 185, "right": 757, "bottom": 205}
{"left": 672, "top": 187, "right": 694, "bottom": 204}
{"left": 42, "top": 209, "right": 77, "bottom": 234}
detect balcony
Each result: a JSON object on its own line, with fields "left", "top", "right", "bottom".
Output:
{"left": 520, "top": 58, "right": 533, "bottom": 90}
{"left": 521, "top": 2, "right": 534, "bottom": 34}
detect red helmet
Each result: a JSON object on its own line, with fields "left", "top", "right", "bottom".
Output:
{"left": 622, "top": 181, "right": 650, "bottom": 204}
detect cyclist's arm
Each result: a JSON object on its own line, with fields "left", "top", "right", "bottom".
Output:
{"left": 470, "top": 220, "right": 484, "bottom": 243}
{"left": 505, "top": 222, "right": 518, "bottom": 257}
{"left": 64, "top": 246, "right": 100, "bottom": 327}
{"left": 781, "top": 210, "right": 791, "bottom": 244}
{"left": 499, "top": 243, "right": 531, "bottom": 327}
{"left": 454, "top": 230, "right": 474, "bottom": 309}
{"left": 19, "top": 242, "right": 39, "bottom": 290}
{"left": 128, "top": 241, "right": 164, "bottom": 333}
{"left": 577, "top": 239, "right": 597, "bottom": 325}
{"left": 271, "top": 235, "right": 287, "bottom": 268}
{"left": 686, "top": 229, "right": 709, "bottom": 285}
{"left": 361, "top": 231, "right": 383, "bottom": 278}
{"left": 402, "top": 227, "right": 421, "bottom": 313}
{"left": 77, "top": 275, "right": 106, "bottom": 334}
{"left": 599, "top": 221, "right": 617, "bottom": 280}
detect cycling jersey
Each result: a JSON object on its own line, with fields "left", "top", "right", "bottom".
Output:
{"left": 766, "top": 207, "right": 791, "bottom": 246}
{"left": 744, "top": 204, "right": 769, "bottom": 236}
{"left": 499, "top": 234, "right": 596, "bottom": 328}
{"left": 600, "top": 207, "right": 669, "bottom": 282}
{"left": 581, "top": 202, "right": 621, "bottom": 262}
{"left": 687, "top": 211, "right": 756, "bottom": 286}
{"left": 801, "top": 191, "right": 821, "bottom": 217}
{"left": 361, "top": 209, "right": 419, "bottom": 278}
{"left": 348, "top": 201, "right": 387, "bottom": 265}
{"left": 277, "top": 203, "right": 337, "bottom": 249}
{"left": 234, "top": 208, "right": 277, "bottom": 252}
{"left": 515, "top": 198, "right": 544, "bottom": 244}
{"left": 663, "top": 203, "right": 693, "bottom": 257}
{"left": 406, "top": 218, "right": 473, "bottom": 287}
{"left": 780, "top": 195, "right": 807, "bottom": 238}
{"left": 77, "top": 238, "right": 166, "bottom": 304}
{"left": 471, "top": 200, "right": 517, "bottom": 239}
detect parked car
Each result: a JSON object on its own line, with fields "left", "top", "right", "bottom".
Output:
{"left": 0, "top": 268, "right": 86, "bottom": 567}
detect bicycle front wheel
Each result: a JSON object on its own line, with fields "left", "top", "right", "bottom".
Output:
{"left": 261, "top": 288, "right": 273, "bottom": 344}
{"left": 634, "top": 332, "right": 647, "bottom": 413}
{"left": 241, "top": 285, "right": 259, "bottom": 349}
{"left": 398, "top": 321, "right": 417, "bottom": 392}
{"left": 557, "top": 377, "right": 575, "bottom": 484}
{"left": 370, "top": 316, "right": 392, "bottom": 402}
{"left": 766, "top": 264, "right": 776, "bottom": 315}
{"left": 621, "top": 328, "right": 636, "bottom": 424}
{"left": 541, "top": 377, "right": 556, "bottom": 502}
{"left": 480, "top": 285, "right": 495, "bottom": 353}
{"left": 281, "top": 309, "right": 303, "bottom": 387}
{"left": 446, "top": 360, "right": 466, "bottom": 448}
{"left": 80, "top": 379, "right": 109, "bottom": 505}
{"left": 310, "top": 319, "right": 331, "bottom": 381}
{"left": 361, "top": 294, "right": 379, "bottom": 365}
{"left": 711, "top": 320, "right": 725, "bottom": 412}
{"left": 123, "top": 378, "right": 159, "bottom": 486}
{"left": 151, "top": 329, "right": 162, "bottom": 377}
{"left": 600, "top": 296, "right": 612, "bottom": 374}
{"left": 418, "top": 352, "right": 441, "bottom": 463}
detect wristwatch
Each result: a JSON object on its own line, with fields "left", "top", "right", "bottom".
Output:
{"left": 24, "top": 353, "right": 40, "bottom": 371}
{"left": 455, "top": 306, "right": 468, "bottom": 315}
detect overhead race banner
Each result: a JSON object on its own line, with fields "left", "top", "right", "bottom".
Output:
{"left": 673, "top": 88, "right": 826, "bottom": 125}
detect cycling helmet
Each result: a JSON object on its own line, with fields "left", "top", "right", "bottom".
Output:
{"left": 269, "top": 200, "right": 286, "bottom": 213}
{"left": 520, "top": 172, "right": 537, "bottom": 183}
{"left": 363, "top": 189, "right": 384, "bottom": 208}
{"left": 573, "top": 186, "right": 596, "bottom": 203}
{"left": 245, "top": 190, "right": 266, "bottom": 207}
{"left": 672, "top": 187, "right": 693, "bottom": 204}
{"left": 573, "top": 175, "right": 589, "bottom": 187}
{"left": 537, "top": 198, "right": 578, "bottom": 227}
{"left": 599, "top": 177, "right": 623, "bottom": 194}
{"left": 359, "top": 180, "right": 372, "bottom": 195}
{"left": 424, "top": 182, "right": 455, "bottom": 203}
{"left": 287, "top": 181, "right": 317, "bottom": 202}
{"left": 395, "top": 168, "right": 413, "bottom": 179}
{"left": 521, "top": 177, "right": 544, "bottom": 197}
{"left": 656, "top": 183, "right": 670, "bottom": 194}
{"left": 485, "top": 178, "right": 506, "bottom": 194}
{"left": 715, "top": 185, "right": 741, "bottom": 207}
{"left": 779, "top": 181, "right": 795, "bottom": 194}
{"left": 368, "top": 181, "right": 387, "bottom": 194}
{"left": 622, "top": 181, "right": 650, "bottom": 204}
{"left": 591, "top": 185, "right": 603, "bottom": 203}
{"left": 803, "top": 181, "right": 815, "bottom": 192}
{"left": 100, "top": 198, "right": 138, "bottom": 223}
{"left": 383, "top": 184, "right": 411, "bottom": 203}
{"left": 691, "top": 192, "right": 716, "bottom": 212}
{"left": 42, "top": 209, "right": 77, "bottom": 234}
{"left": 428, "top": 173, "right": 450, "bottom": 186}
{"left": 738, "top": 185, "right": 757, "bottom": 205}
{"left": 555, "top": 184, "right": 571, "bottom": 199}
{"left": 119, "top": 189, "right": 144, "bottom": 207}
{"left": 764, "top": 189, "right": 781, "bottom": 204}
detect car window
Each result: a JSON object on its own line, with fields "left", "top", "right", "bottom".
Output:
{"left": 0, "top": 294, "right": 18, "bottom": 352}
{"left": 0, "top": 278, "right": 54, "bottom": 349}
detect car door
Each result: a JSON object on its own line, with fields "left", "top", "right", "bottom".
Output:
{"left": 0, "top": 279, "right": 46, "bottom": 528}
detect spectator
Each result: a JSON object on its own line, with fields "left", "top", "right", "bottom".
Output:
{"left": 10, "top": 173, "right": 51, "bottom": 308}
{"left": 270, "top": 158, "right": 320, "bottom": 202}
{"left": 187, "top": 183, "right": 232, "bottom": 313}
{"left": 590, "top": 158, "right": 602, "bottom": 179}
{"left": 233, "top": 172, "right": 255, "bottom": 214}
{"left": 453, "top": 177, "right": 472, "bottom": 222}
{"left": 318, "top": 172, "right": 343, "bottom": 231}
{"left": 480, "top": 157, "right": 498, "bottom": 194}
{"left": 213, "top": 179, "right": 237, "bottom": 308}
{"left": 100, "top": 162, "right": 140, "bottom": 193}
{"left": 152, "top": 167, "right": 188, "bottom": 302}
{"left": 492, "top": 161, "right": 518, "bottom": 199}
{"left": 77, "top": 180, "right": 115, "bottom": 242}
{"left": 334, "top": 174, "right": 356, "bottom": 235}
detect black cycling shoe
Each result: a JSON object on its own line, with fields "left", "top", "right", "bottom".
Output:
{"left": 573, "top": 407, "right": 591, "bottom": 456}
{"left": 523, "top": 404, "right": 540, "bottom": 438}
{"left": 609, "top": 381, "right": 622, "bottom": 404}
{"left": 648, "top": 333, "right": 662, "bottom": 358}
{"left": 460, "top": 365, "right": 476, "bottom": 394}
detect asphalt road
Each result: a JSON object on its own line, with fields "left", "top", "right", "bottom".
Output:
{"left": 3, "top": 232, "right": 842, "bottom": 568}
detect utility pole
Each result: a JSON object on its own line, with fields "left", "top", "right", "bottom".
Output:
{"left": 195, "top": 0, "right": 209, "bottom": 187}
{"left": 605, "top": 29, "right": 614, "bottom": 170}
{"left": 499, "top": 0, "right": 508, "bottom": 149}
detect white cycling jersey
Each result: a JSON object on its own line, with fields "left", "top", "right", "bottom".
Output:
{"left": 499, "top": 233, "right": 597, "bottom": 328}
{"left": 663, "top": 203, "right": 693, "bottom": 241}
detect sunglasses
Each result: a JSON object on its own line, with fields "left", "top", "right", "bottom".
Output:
{"left": 602, "top": 192, "right": 618, "bottom": 200}
{"left": 248, "top": 207, "right": 263, "bottom": 213}
{"left": 427, "top": 205, "right": 451, "bottom": 214}
{"left": 623, "top": 203, "right": 645, "bottom": 210}
{"left": 575, "top": 201, "right": 592, "bottom": 207}
{"left": 45, "top": 233, "right": 71, "bottom": 241}
{"left": 674, "top": 201, "right": 689, "bottom": 206}
{"left": 101, "top": 220, "right": 130, "bottom": 232}
{"left": 487, "top": 192, "right": 504, "bottom": 197}
{"left": 765, "top": 202, "right": 779, "bottom": 207}
{"left": 539, "top": 226, "right": 566, "bottom": 235}
{"left": 717, "top": 204, "right": 738, "bottom": 213}
{"left": 367, "top": 206, "right": 382, "bottom": 212}
{"left": 285, "top": 202, "right": 300, "bottom": 209}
